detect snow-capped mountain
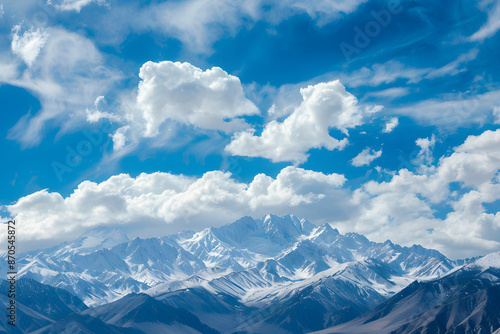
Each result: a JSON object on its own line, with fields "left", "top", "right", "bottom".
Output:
{"left": 0, "top": 278, "right": 88, "bottom": 334}
{"left": 9, "top": 216, "right": 500, "bottom": 333}
{"left": 8, "top": 251, "right": 500, "bottom": 334}
{"left": 16, "top": 214, "right": 456, "bottom": 309}
{"left": 314, "top": 251, "right": 500, "bottom": 334}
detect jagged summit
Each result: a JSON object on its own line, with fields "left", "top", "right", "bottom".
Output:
{"left": 76, "top": 226, "right": 129, "bottom": 247}
{"left": 468, "top": 251, "right": 500, "bottom": 270}
{"left": 16, "top": 214, "right": 460, "bottom": 308}
{"left": 11, "top": 214, "right": 500, "bottom": 334}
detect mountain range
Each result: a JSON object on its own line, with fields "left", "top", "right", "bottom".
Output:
{"left": 6, "top": 214, "right": 500, "bottom": 333}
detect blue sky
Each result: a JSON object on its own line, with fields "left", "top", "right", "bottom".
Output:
{"left": 1, "top": 0, "right": 500, "bottom": 258}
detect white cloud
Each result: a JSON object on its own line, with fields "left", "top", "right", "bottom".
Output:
{"left": 494, "top": 106, "right": 500, "bottom": 124}
{"left": 0, "top": 53, "right": 19, "bottom": 81}
{"left": 111, "top": 126, "right": 129, "bottom": 151}
{"left": 442, "top": 130, "right": 500, "bottom": 186}
{"left": 135, "top": 0, "right": 367, "bottom": 53}
{"left": 244, "top": 81, "right": 307, "bottom": 121}
{"left": 413, "top": 134, "right": 436, "bottom": 166}
{"left": 394, "top": 89, "right": 500, "bottom": 130}
{"left": 425, "top": 48, "right": 479, "bottom": 79}
{"left": 270, "top": 0, "right": 368, "bottom": 25}
{"left": 469, "top": 0, "right": 500, "bottom": 41}
{"left": 3, "top": 130, "right": 500, "bottom": 258}
{"left": 351, "top": 147, "right": 382, "bottom": 167}
{"left": 4, "top": 27, "right": 122, "bottom": 148}
{"left": 342, "top": 50, "right": 478, "bottom": 88}
{"left": 344, "top": 129, "right": 500, "bottom": 258}
{"left": 343, "top": 61, "right": 429, "bottom": 87}
{"left": 367, "top": 87, "right": 409, "bottom": 100}
{"left": 11, "top": 25, "right": 48, "bottom": 67}
{"left": 225, "top": 80, "right": 380, "bottom": 164}
{"left": 382, "top": 117, "right": 398, "bottom": 133}
{"left": 48, "top": 0, "right": 107, "bottom": 12}
{"left": 99, "top": 61, "right": 261, "bottom": 156}
{"left": 441, "top": 180, "right": 500, "bottom": 254}
{"left": 2, "top": 166, "right": 346, "bottom": 249}
{"left": 86, "top": 96, "right": 122, "bottom": 123}
{"left": 136, "top": 61, "right": 259, "bottom": 136}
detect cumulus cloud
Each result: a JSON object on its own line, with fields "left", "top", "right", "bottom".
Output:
{"left": 382, "top": 117, "right": 398, "bottom": 133}
{"left": 11, "top": 25, "right": 48, "bottom": 67}
{"left": 3, "top": 166, "right": 346, "bottom": 248}
{"left": 344, "top": 129, "right": 500, "bottom": 258}
{"left": 413, "top": 135, "right": 436, "bottom": 166}
{"left": 98, "top": 60, "right": 261, "bottom": 155}
{"left": 111, "top": 126, "right": 129, "bottom": 151}
{"left": 136, "top": 61, "right": 259, "bottom": 136}
{"left": 225, "top": 80, "right": 380, "bottom": 164}
{"left": 351, "top": 147, "right": 382, "bottom": 167}
{"left": 3, "top": 130, "right": 500, "bottom": 257}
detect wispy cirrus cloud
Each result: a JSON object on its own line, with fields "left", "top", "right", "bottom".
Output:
{"left": 4, "top": 26, "right": 122, "bottom": 148}
{"left": 469, "top": 0, "right": 500, "bottom": 41}
{"left": 393, "top": 89, "right": 500, "bottom": 129}
{"left": 133, "top": 0, "right": 369, "bottom": 53}
{"left": 341, "top": 49, "right": 479, "bottom": 88}
{"left": 48, "top": 0, "right": 107, "bottom": 12}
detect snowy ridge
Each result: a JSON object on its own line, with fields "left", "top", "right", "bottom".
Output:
{"left": 17, "top": 214, "right": 458, "bottom": 308}
{"left": 468, "top": 251, "right": 500, "bottom": 270}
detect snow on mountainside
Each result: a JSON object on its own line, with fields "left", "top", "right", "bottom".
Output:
{"left": 0, "top": 278, "right": 88, "bottom": 334}
{"left": 16, "top": 214, "right": 457, "bottom": 310}
{"left": 469, "top": 251, "right": 500, "bottom": 270}
{"left": 314, "top": 253, "right": 500, "bottom": 334}
{"left": 50, "top": 226, "right": 130, "bottom": 256}
{"left": 82, "top": 293, "right": 220, "bottom": 334}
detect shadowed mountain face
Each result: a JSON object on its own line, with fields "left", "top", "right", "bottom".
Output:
{"left": 82, "top": 293, "right": 220, "bottom": 334}
{"left": 0, "top": 278, "right": 88, "bottom": 334}
{"left": 0, "top": 279, "right": 220, "bottom": 334}
{"left": 31, "top": 314, "right": 143, "bottom": 334}
{"left": 313, "top": 252, "right": 500, "bottom": 334}
{"left": 17, "top": 215, "right": 457, "bottom": 307}
{"left": 11, "top": 215, "right": 498, "bottom": 334}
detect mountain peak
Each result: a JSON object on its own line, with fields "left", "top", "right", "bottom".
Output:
{"left": 383, "top": 240, "right": 394, "bottom": 246}
{"left": 79, "top": 225, "right": 128, "bottom": 238}
{"left": 470, "top": 252, "right": 500, "bottom": 270}
{"left": 345, "top": 232, "right": 370, "bottom": 245}
{"left": 260, "top": 214, "right": 315, "bottom": 245}
{"left": 309, "top": 223, "right": 339, "bottom": 244}
{"left": 319, "top": 223, "right": 339, "bottom": 234}
{"left": 68, "top": 226, "right": 129, "bottom": 254}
